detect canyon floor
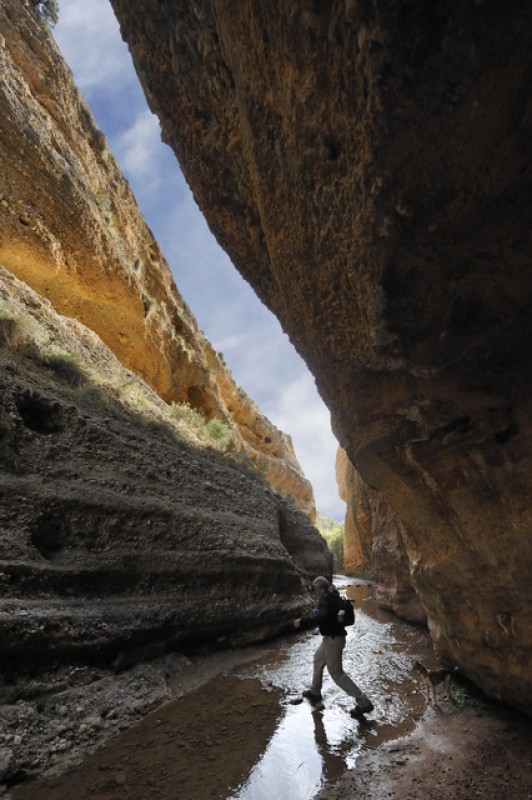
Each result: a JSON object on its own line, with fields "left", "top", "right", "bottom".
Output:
{"left": 319, "top": 703, "right": 532, "bottom": 800}
{"left": 5, "top": 581, "right": 531, "bottom": 800}
{"left": 10, "top": 675, "right": 532, "bottom": 800}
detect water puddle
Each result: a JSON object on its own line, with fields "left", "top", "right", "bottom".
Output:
{"left": 228, "top": 577, "right": 433, "bottom": 800}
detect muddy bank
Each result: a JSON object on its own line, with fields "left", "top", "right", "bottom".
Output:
{"left": 11, "top": 675, "right": 282, "bottom": 800}
{"left": 0, "top": 647, "right": 268, "bottom": 791}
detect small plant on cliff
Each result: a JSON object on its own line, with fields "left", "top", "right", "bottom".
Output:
{"left": 206, "top": 418, "right": 234, "bottom": 453}
{"left": 169, "top": 401, "right": 205, "bottom": 432}
{"left": 32, "top": 0, "right": 59, "bottom": 26}
{"left": 0, "top": 314, "right": 39, "bottom": 360}
{"left": 449, "top": 681, "right": 489, "bottom": 713}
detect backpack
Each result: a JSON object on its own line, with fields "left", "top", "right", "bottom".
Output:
{"left": 331, "top": 589, "right": 355, "bottom": 626}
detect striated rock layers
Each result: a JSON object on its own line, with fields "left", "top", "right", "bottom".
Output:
{"left": 0, "top": 0, "right": 314, "bottom": 518}
{"left": 110, "top": 0, "right": 532, "bottom": 712}
{"left": 0, "top": 266, "right": 331, "bottom": 673}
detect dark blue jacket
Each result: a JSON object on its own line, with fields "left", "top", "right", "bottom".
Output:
{"left": 301, "top": 590, "right": 346, "bottom": 637}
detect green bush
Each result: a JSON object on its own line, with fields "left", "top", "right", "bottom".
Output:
{"left": 0, "top": 315, "right": 52, "bottom": 362}
{"left": 169, "top": 401, "right": 205, "bottom": 432}
{"left": 318, "top": 522, "right": 345, "bottom": 573}
{"left": 449, "top": 682, "right": 488, "bottom": 713}
{"left": 206, "top": 418, "right": 234, "bottom": 453}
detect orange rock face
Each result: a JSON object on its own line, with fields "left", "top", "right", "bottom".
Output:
{"left": 109, "top": 0, "right": 532, "bottom": 712}
{"left": 0, "top": 1, "right": 314, "bottom": 517}
{"left": 336, "top": 448, "right": 425, "bottom": 624}
{"left": 335, "top": 448, "right": 372, "bottom": 574}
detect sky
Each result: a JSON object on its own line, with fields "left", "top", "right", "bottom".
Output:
{"left": 53, "top": 0, "right": 345, "bottom": 521}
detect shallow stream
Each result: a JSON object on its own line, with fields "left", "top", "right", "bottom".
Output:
{"left": 228, "top": 577, "right": 434, "bottom": 800}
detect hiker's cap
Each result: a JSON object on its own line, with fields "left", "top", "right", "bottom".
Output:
{"left": 312, "top": 576, "right": 330, "bottom": 589}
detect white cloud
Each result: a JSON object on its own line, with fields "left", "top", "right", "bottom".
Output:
{"left": 54, "top": 0, "right": 131, "bottom": 93}
{"left": 159, "top": 190, "right": 254, "bottom": 326}
{"left": 213, "top": 334, "right": 244, "bottom": 353}
{"left": 114, "top": 110, "right": 163, "bottom": 188}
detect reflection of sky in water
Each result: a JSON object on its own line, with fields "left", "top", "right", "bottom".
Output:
{"left": 229, "top": 582, "right": 434, "bottom": 800}
{"left": 231, "top": 707, "right": 325, "bottom": 800}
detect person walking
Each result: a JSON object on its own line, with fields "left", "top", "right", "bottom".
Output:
{"left": 293, "top": 576, "right": 374, "bottom": 717}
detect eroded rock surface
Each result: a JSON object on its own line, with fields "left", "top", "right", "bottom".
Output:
{"left": 0, "top": 267, "right": 331, "bottom": 674}
{"left": 110, "top": 0, "right": 532, "bottom": 711}
{"left": 0, "top": 0, "right": 314, "bottom": 517}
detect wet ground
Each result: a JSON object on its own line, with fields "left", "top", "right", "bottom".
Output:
{"left": 226, "top": 578, "right": 434, "bottom": 799}
{"left": 10, "top": 579, "right": 532, "bottom": 800}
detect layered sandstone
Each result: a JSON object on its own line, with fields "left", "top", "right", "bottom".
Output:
{"left": 0, "top": 266, "right": 331, "bottom": 672}
{"left": 111, "top": 0, "right": 532, "bottom": 712}
{"left": 0, "top": 0, "right": 314, "bottom": 517}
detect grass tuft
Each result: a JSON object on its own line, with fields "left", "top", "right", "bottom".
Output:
{"left": 206, "top": 419, "right": 234, "bottom": 453}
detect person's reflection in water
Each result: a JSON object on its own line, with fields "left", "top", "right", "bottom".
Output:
{"left": 311, "top": 708, "right": 379, "bottom": 784}
{"left": 311, "top": 711, "right": 348, "bottom": 784}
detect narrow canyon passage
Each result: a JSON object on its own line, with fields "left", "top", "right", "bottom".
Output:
{"left": 1, "top": 3, "right": 531, "bottom": 799}
{"left": 10, "top": 581, "right": 531, "bottom": 800}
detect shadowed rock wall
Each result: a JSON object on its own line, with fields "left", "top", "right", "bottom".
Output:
{"left": 0, "top": 267, "right": 331, "bottom": 671}
{"left": 0, "top": 0, "right": 315, "bottom": 518}
{"left": 109, "top": 0, "right": 532, "bottom": 712}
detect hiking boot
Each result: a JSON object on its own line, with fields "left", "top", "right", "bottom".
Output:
{"left": 302, "top": 690, "right": 323, "bottom": 705}
{"left": 350, "top": 696, "right": 374, "bottom": 718}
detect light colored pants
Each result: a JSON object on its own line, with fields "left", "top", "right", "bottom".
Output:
{"left": 311, "top": 635, "right": 364, "bottom": 699}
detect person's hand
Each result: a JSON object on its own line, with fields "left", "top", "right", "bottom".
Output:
{"left": 293, "top": 618, "right": 302, "bottom": 629}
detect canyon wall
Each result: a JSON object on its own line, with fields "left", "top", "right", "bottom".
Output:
{"left": 336, "top": 448, "right": 425, "bottom": 624}
{"left": 0, "top": 0, "right": 314, "bottom": 518}
{"left": 110, "top": 0, "right": 532, "bottom": 712}
{"left": 0, "top": 0, "right": 334, "bottom": 681}
{"left": 336, "top": 448, "right": 372, "bottom": 574}
{"left": 0, "top": 266, "right": 331, "bottom": 672}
